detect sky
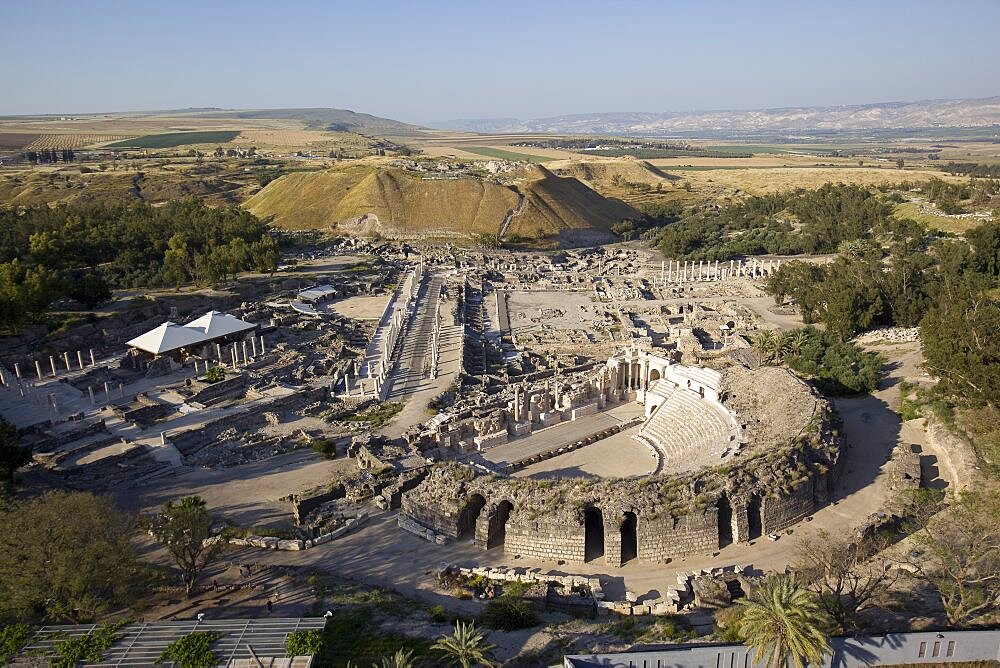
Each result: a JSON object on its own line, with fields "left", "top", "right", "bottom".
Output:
{"left": 3, "top": 0, "right": 999, "bottom": 124}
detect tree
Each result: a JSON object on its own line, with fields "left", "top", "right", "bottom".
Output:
{"left": 431, "top": 621, "right": 495, "bottom": 668}
{"left": 737, "top": 574, "right": 831, "bottom": 668}
{"left": 0, "top": 417, "right": 30, "bottom": 489}
{"left": 794, "top": 530, "right": 898, "bottom": 631}
{"left": 896, "top": 158, "right": 905, "bottom": 170}
{"left": 920, "top": 278, "right": 1000, "bottom": 406}
{"left": 161, "top": 234, "right": 191, "bottom": 289}
{"left": 752, "top": 330, "right": 781, "bottom": 365}
{"left": 149, "top": 496, "right": 224, "bottom": 596}
{"left": 0, "top": 491, "right": 142, "bottom": 622}
{"left": 905, "top": 486, "right": 1000, "bottom": 626}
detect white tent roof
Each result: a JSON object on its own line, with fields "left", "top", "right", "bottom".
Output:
{"left": 125, "top": 322, "right": 209, "bottom": 355}
{"left": 126, "top": 311, "right": 257, "bottom": 355}
{"left": 183, "top": 310, "right": 256, "bottom": 338}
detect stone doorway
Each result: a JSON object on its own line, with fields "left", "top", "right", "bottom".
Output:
{"left": 584, "top": 507, "right": 605, "bottom": 562}
{"left": 459, "top": 494, "right": 486, "bottom": 540}
{"left": 620, "top": 511, "right": 638, "bottom": 563}
{"left": 717, "top": 495, "right": 733, "bottom": 548}
{"left": 487, "top": 500, "right": 514, "bottom": 549}
{"left": 747, "top": 494, "right": 762, "bottom": 541}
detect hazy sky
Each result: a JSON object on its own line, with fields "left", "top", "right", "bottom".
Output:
{"left": 4, "top": 0, "right": 999, "bottom": 123}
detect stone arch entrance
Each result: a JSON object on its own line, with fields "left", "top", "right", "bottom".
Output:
{"left": 584, "top": 507, "right": 605, "bottom": 562}
{"left": 486, "top": 500, "right": 514, "bottom": 549}
{"left": 620, "top": 511, "right": 638, "bottom": 564}
{"left": 747, "top": 494, "right": 763, "bottom": 541}
{"left": 459, "top": 494, "right": 487, "bottom": 539}
{"left": 717, "top": 495, "right": 733, "bottom": 548}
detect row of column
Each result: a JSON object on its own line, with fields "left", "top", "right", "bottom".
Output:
{"left": 14, "top": 348, "right": 99, "bottom": 381}
{"left": 659, "top": 259, "right": 782, "bottom": 285}
{"left": 221, "top": 335, "right": 266, "bottom": 370}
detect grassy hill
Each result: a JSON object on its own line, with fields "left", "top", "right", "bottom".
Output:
{"left": 244, "top": 163, "right": 638, "bottom": 246}
{"left": 198, "top": 108, "right": 424, "bottom": 136}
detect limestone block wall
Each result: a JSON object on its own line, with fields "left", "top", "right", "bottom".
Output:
{"left": 762, "top": 479, "right": 816, "bottom": 534}
{"left": 638, "top": 512, "right": 720, "bottom": 563}
{"left": 505, "top": 521, "right": 586, "bottom": 563}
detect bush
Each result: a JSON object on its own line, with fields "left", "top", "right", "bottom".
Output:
{"left": 0, "top": 623, "right": 31, "bottom": 664}
{"left": 204, "top": 366, "right": 225, "bottom": 383}
{"left": 285, "top": 629, "right": 323, "bottom": 656}
{"left": 310, "top": 438, "right": 338, "bottom": 458}
{"left": 480, "top": 595, "right": 538, "bottom": 631}
{"left": 156, "top": 631, "right": 221, "bottom": 668}
{"left": 49, "top": 621, "right": 127, "bottom": 668}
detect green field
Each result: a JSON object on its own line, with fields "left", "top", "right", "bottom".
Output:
{"left": 893, "top": 201, "right": 980, "bottom": 234}
{"left": 106, "top": 131, "right": 241, "bottom": 149}
{"left": 461, "top": 146, "right": 552, "bottom": 163}
{"left": 707, "top": 144, "right": 790, "bottom": 154}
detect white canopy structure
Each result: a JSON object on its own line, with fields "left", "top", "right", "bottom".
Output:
{"left": 126, "top": 311, "right": 257, "bottom": 356}
{"left": 125, "top": 322, "right": 209, "bottom": 356}
{"left": 184, "top": 310, "right": 257, "bottom": 338}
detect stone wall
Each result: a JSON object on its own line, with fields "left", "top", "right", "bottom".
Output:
{"left": 401, "top": 400, "right": 843, "bottom": 566}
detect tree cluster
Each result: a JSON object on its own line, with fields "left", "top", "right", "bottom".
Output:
{"left": 653, "top": 183, "right": 895, "bottom": 261}
{"left": 768, "top": 218, "right": 1000, "bottom": 406}
{"left": 0, "top": 200, "right": 278, "bottom": 330}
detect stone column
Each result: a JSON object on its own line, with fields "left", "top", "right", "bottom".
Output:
{"left": 90, "top": 349, "right": 96, "bottom": 366}
{"left": 50, "top": 356, "right": 57, "bottom": 377}
{"left": 36, "top": 360, "right": 43, "bottom": 380}
{"left": 63, "top": 352, "right": 71, "bottom": 371}
{"left": 88, "top": 386, "right": 95, "bottom": 406}
{"left": 77, "top": 350, "right": 84, "bottom": 370}
{"left": 259, "top": 336, "right": 265, "bottom": 354}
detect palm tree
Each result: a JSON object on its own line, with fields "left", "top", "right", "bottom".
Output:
{"left": 737, "top": 574, "right": 831, "bottom": 668}
{"left": 784, "top": 329, "right": 810, "bottom": 359}
{"left": 752, "top": 330, "right": 780, "bottom": 365}
{"left": 375, "top": 649, "right": 415, "bottom": 668}
{"left": 431, "top": 621, "right": 496, "bottom": 668}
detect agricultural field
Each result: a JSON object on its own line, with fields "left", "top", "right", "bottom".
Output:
{"left": 893, "top": 201, "right": 987, "bottom": 234}
{"left": 458, "top": 146, "right": 553, "bottom": 163}
{"left": 0, "top": 133, "right": 38, "bottom": 149}
{"left": 26, "top": 134, "right": 136, "bottom": 149}
{"left": 105, "top": 130, "right": 242, "bottom": 149}
{"left": 236, "top": 129, "right": 327, "bottom": 146}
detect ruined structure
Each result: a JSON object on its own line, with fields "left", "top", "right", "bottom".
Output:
{"left": 401, "top": 356, "right": 841, "bottom": 566}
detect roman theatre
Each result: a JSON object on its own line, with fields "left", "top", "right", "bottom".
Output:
{"left": 400, "top": 349, "right": 842, "bottom": 566}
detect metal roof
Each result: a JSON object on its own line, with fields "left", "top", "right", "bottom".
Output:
{"left": 297, "top": 284, "right": 337, "bottom": 302}
{"left": 17, "top": 617, "right": 326, "bottom": 667}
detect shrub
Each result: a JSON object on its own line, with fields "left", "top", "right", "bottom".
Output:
{"left": 204, "top": 366, "right": 225, "bottom": 383}
{"left": 156, "top": 631, "right": 221, "bottom": 667}
{"left": 285, "top": 629, "right": 323, "bottom": 656}
{"left": 480, "top": 596, "right": 538, "bottom": 631}
{"left": 49, "top": 621, "right": 127, "bottom": 668}
{"left": 0, "top": 623, "right": 31, "bottom": 664}
{"left": 311, "top": 438, "right": 338, "bottom": 458}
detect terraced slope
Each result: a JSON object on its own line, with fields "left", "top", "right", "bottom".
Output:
{"left": 244, "top": 164, "right": 638, "bottom": 246}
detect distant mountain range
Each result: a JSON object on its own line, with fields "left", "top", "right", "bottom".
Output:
{"left": 431, "top": 97, "right": 1000, "bottom": 136}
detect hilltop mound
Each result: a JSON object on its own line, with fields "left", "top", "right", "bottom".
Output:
{"left": 244, "top": 163, "right": 638, "bottom": 246}
{"left": 549, "top": 158, "right": 674, "bottom": 188}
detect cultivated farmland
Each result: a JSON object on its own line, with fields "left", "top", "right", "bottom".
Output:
{"left": 0, "top": 133, "right": 39, "bottom": 149}
{"left": 460, "top": 146, "right": 552, "bottom": 163}
{"left": 105, "top": 130, "right": 241, "bottom": 149}
{"left": 27, "top": 134, "right": 136, "bottom": 149}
